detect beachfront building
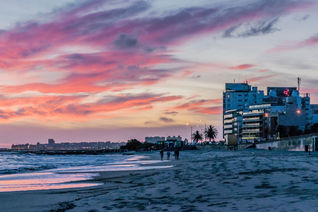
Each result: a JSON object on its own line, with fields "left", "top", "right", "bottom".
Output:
{"left": 241, "top": 104, "right": 270, "bottom": 142}
{"left": 264, "top": 87, "right": 310, "bottom": 131}
{"left": 223, "top": 83, "right": 264, "bottom": 140}
{"left": 166, "top": 136, "right": 183, "bottom": 148}
{"left": 145, "top": 136, "right": 165, "bottom": 144}
{"left": 11, "top": 143, "right": 30, "bottom": 150}
{"left": 223, "top": 82, "right": 315, "bottom": 143}
{"left": 241, "top": 104, "right": 285, "bottom": 142}
{"left": 223, "top": 109, "right": 242, "bottom": 138}
{"left": 144, "top": 136, "right": 186, "bottom": 148}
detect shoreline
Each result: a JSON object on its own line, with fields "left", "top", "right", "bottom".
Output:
{"left": 0, "top": 152, "right": 170, "bottom": 192}
{"left": 0, "top": 151, "right": 174, "bottom": 212}
{"left": 2, "top": 149, "right": 318, "bottom": 211}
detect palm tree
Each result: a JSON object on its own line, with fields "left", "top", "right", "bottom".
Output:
{"left": 192, "top": 130, "right": 203, "bottom": 144}
{"left": 205, "top": 125, "right": 218, "bottom": 142}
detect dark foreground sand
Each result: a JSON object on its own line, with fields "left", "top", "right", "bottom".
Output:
{"left": 1, "top": 149, "right": 318, "bottom": 212}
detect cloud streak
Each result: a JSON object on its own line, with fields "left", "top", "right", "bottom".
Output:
{"left": 174, "top": 98, "right": 222, "bottom": 115}
{"left": 0, "top": 93, "right": 182, "bottom": 121}
{"left": 223, "top": 18, "right": 280, "bottom": 38}
{"left": 228, "top": 64, "right": 255, "bottom": 70}
{"left": 269, "top": 34, "right": 318, "bottom": 52}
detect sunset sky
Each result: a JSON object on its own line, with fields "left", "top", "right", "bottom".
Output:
{"left": 0, "top": 0, "right": 317, "bottom": 147}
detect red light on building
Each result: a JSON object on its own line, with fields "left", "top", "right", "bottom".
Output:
{"left": 265, "top": 113, "right": 269, "bottom": 117}
{"left": 296, "top": 109, "right": 301, "bottom": 114}
{"left": 283, "top": 88, "right": 290, "bottom": 97}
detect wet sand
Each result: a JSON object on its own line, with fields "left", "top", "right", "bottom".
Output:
{"left": 1, "top": 149, "right": 318, "bottom": 211}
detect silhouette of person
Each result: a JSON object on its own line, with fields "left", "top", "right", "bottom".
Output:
{"left": 160, "top": 149, "right": 164, "bottom": 160}
{"left": 174, "top": 148, "right": 179, "bottom": 160}
{"left": 175, "top": 148, "right": 179, "bottom": 160}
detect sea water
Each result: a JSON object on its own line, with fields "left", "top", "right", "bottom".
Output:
{"left": 0, "top": 152, "right": 170, "bottom": 192}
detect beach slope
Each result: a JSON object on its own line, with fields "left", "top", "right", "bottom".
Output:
{"left": 1, "top": 150, "right": 318, "bottom": 211}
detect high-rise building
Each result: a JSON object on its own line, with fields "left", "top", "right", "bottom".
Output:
{"left": 223, "top": 83, "right": 264, "bottom": 139}
{"left": 223, "top": 83, "right": 264, "bottom": 111}
{"left": 223, "top": 82, "right": 314, "bottom": 143}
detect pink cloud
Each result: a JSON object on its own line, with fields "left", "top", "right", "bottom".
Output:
{"left": 0, "top": 51, "right": 176, "bottom": 93}
{"left": 247, "top": 73, "right": 279, "bottom": 83}
{"left": 269, "top": 34, "right": 318, "bottom": 52}
{"left": 196, "top": 106, "right": 223, "bottom": 115}
{"left": 173, "top": 98, "right": 222, "bottom": 115}
{"left": 0, "top": 93, "right": 182, "bottom": 121}
{"left": 228, "top": 64, "right": 255, "bottom": 70}
{"left": 298, "top": 35, "right": 318, "bottom": 47}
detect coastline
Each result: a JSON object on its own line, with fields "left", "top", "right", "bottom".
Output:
{"left": 0, "top": 151, "right": 171, "bottom": 212}
{"left": 2, "top": 149, "right": 318, "bottom": 211}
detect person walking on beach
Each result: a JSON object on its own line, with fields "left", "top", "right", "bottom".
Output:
{"left": 167, "top": 150, "right": 170, "bottom": 160}
{"left": 174, "top": 148, "right": 179, "bottom": 160}
{"left": 160, "top": 149, "right": 164, "bottom": 160}
{"left": 176, "top": 148, "right": 180, "bottom": 160}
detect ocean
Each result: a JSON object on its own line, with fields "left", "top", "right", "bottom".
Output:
{"left": 0, "top": 152, "right": 169, "bottom": 192}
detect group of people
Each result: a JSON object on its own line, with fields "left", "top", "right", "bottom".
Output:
{"left": 159, "top": 148, "right": 180, "bottom": 160}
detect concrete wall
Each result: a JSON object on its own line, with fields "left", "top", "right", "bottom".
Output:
{"left": 256, "top": 134, "right": 318, "bottom": 151}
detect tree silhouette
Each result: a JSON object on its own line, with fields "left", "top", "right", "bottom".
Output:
{"left": 205, "top": 125, "right": 218, "bottom": 142}
{"left": 121, "top": 139, "right": 142, "bottom": 151}
{"left": 192, "top": 130, "right": 203, "bottom": 144}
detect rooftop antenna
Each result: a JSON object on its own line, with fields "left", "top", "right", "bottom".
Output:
{"left": 297, "top": 77, "right": 301, "bottom": 92}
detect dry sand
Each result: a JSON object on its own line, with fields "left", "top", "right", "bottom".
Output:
{"left": 1, "top": 149, "right": 318, "bottom": 211}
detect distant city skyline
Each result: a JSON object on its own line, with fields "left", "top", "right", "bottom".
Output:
{"left": 0, "top": 0, "right": 317, "bottom": 147}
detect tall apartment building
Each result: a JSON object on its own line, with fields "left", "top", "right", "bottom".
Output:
{"left": 223, "top": 82, "right": 314, "bottom": 143}
{"left": 241, "top": 104, "right": 285, "bottom": 141}
{"left": 265, "top": 87, "right": 309, "bottom": 130}
{"left": 223, "top": 83, "right": 264, "bottom": 139}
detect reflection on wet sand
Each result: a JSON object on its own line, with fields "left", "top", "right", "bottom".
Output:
{"left": 0, "top": 156, "right": 171, "bottom": 192}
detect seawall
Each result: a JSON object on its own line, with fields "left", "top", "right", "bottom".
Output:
{"left": 256, "top": 133, "right": 318, "bottom": 151}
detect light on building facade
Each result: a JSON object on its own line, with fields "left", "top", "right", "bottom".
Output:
{"left": 296, "top": 109, "right": 301, "bottom": 114}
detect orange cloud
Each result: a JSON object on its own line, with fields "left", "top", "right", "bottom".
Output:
{"left": 0, "top": 94, "right": 182, "bottom": 122}
{"left": 228, "top": 64, "right": 255, "bottom": 70}
{"left": 173, "top": 98, "right": 222, "bottom": 115}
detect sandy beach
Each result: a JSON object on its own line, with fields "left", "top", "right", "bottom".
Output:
{"left": 1, "top": 149, "right": 318, "bottom": 211}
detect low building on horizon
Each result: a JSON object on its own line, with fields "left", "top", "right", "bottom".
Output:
{"left": 144, "top": 136, "right": 188, "bottom": 148}
{"left": 145, "top": 136, "right": 165, "bottom": 144}
{"left": 11, "top": 139, "right": 125, "bottom": 151}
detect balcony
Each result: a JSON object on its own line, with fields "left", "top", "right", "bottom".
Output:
{"left": 224, "top": 130, "right": 233, "bottom": 134}
{"left": 242, "top": 129, "right": 262, "bottom": 133}
{"left": 243, "top": 122, "right": 262, "bottom": 128}
{"left": 243, "top": 117, "right": 261, "bottom": 122}
{"left": 224, "top": 119, "right": 234, "bottom": 124}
